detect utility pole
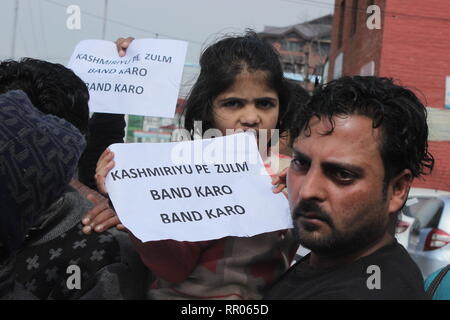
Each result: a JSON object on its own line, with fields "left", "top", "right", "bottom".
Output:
{"left": 304, "top": 45, "right": 310, "bottom": 85}
{"left": 102, "top": 0, "right": 108, "bottom": 40}
{"left": 11, "top": 0, "right": 19, "bottom": 58}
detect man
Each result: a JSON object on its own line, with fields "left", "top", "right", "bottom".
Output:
{"left": 0, "top": 58, "right": 126, "bottom": 191}
{"left": 0, "top": 60, "right": 147, "bottom": 299}
{"left": 0, "top": 90, "right": 148, "bottom": 299}
{"left": 0, "top": 58, "right": 89, "bottom": 135}
{"left": 265, "top": 76, "right": 434, "bottom": 300}
{"left": 0, "top": 90, "right": 82, "bottom": 298}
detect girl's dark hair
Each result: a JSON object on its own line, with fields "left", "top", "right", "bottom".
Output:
{"left": 182, "top": 31, "right": 293, "bottom": 137}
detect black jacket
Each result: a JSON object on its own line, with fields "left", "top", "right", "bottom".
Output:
{"left": 264, "top": 240, "right": 426, "bottom": 300}
{"left": 1, "top": 186, "right": 150, "bottom": 300}
{"left": 78, "top": 113, "right": 126, "bottom": 191}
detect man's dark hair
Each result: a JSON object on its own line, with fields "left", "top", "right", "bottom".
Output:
{"left": 0, "top": 58, "right": 89, "bottom": 134}
{"left": 183, "top": 31, "right": 293, "bottom": 137}
{"left": 291, "top": 76, "right": 434, "bottom": 184}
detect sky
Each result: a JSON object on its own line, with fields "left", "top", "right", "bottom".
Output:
{"left": 0, "top": 0, "right": 334, "bottom": 94}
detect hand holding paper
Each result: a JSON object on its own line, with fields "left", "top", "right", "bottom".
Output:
{"left": 67, "top": 38, "right": 188, "bottom": 117}
{"left": 105, "top": 133, "right": 293, "bottom": 242}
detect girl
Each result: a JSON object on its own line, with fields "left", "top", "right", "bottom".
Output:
{"left": 84, "top": 31, "right": 299, "bottom": 299}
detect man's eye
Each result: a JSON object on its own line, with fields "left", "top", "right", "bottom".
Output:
{"left": 290, "top": 158, "right": 309, "bottom": 172}
{"left": 331, "top": 170, "right": 357, "bottom": 184}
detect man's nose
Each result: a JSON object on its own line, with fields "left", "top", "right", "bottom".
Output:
{"left": 298, "top": 167, "right": 326, "bottom": 202}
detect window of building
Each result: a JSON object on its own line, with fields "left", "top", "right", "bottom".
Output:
{"left": 290, "top": 41, "right": 303, "bottom": 51}
{"left": 321, "top": 42, "right": 330, "bottom": 54}
{"left": 281, "top": 39, "right": 303, "bottom": 52}
{"left": 283, "top": 63, "right": 295, "bottom": 73}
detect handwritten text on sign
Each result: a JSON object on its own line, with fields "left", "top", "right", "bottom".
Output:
{"left": 105, "top": 133, "right": 293, "bottom": 242}
{"left": 67, "top": 39, "right": 187, "bottom": 118}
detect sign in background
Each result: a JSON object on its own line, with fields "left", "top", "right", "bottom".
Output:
{"left": 105, "top": 133, "right": 293, "bottom": 242}
{"left": 427, "top": 107, "right": 450, "bottom": 141}
{"left": 68, "top": 39, "right": 187, "bottom": 118}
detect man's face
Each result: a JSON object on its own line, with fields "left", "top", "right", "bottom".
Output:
{"left": 288, "top": 115, "right": 392, "bottom": 256}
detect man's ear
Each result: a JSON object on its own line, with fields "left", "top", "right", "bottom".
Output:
{"left": 388, "top": 169, "right": 413, "bottom": 214}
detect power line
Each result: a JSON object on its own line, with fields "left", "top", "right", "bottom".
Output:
{"left": 43, "top": 0, "right": 204, "bottom": 46}
{"left": 101, "top": 0, "right": 108, "bottom": 40}
{"left": 38, "top": 0, "right": 49, "bottom": 58}
{"left": 28, "top": 0, "right": 41, "bottom": 57}
{"left": 281, "top": 0, "right": 333, "bottom": 10}
{"left": 18, "top": 18, "right": 30, "bottom": 57}
{"left": 11, "top": 0, "right": 19, "bottom": 58}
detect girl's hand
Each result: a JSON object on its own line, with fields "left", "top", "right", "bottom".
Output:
{"left": 115, "top": 37, "right": 135, "bottom": 57}
{"left": 95, "top": 148, "right": 115, "bottom": 195}
{"left": 272, "top": 167, "right": 288, "bottom": 196}
{"left": 82, "top": 194, "right": 125, "bottom": 234}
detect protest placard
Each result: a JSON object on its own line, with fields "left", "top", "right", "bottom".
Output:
{"left": 67, "top": 39, "right": 187, "bottom": 118}
{"left": 105, "top": 133, "right": 293, "bottom": 242}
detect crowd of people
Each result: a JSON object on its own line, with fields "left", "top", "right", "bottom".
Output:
{"left": 0, "top": 31, "right": 448, "bottom": 300}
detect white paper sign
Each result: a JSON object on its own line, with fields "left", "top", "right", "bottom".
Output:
{"left": 67, "top": 39, "right": 188, "bottom": 117}
{"left": 105, "top": 133, "right": 293, "bottom": 242}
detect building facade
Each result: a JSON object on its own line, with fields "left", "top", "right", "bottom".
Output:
{"left": 126, "top": 98, "right": 185, "bottom": 143}
{"left": 259, "top": 14, "right": 332, "bottom": 90}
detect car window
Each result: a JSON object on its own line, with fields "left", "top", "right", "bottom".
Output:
{"left": 404, "top": 197, "right": 444, "bottom": 229}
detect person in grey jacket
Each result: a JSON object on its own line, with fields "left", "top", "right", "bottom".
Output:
{"left": 0, "top": 90, "right": 149, "bottom": 300}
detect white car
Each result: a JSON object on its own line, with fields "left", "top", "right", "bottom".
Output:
{"left": 396, "top": 188, "right": 450, "bottom": 278}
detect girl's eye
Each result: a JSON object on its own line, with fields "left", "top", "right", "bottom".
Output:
{"left": 256, "top": 99, "right": 276, "bottom": 109}
{"left": 222, "top": 100, "right": 243, "bottom": 108}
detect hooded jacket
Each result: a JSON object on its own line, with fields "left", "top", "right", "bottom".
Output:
{"left": 0, "top": 90, "right": 85, "bottom": 256}
{"left": 0, "top": 90, "right": 149, "bottom": 299}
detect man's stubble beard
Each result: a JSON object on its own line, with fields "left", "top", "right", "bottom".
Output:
{"left": 292, "top": 199, "right": 388, "bottom": 258}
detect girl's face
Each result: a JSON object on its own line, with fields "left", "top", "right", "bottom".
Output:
{"left": 211, "top": 70, "right": 279, "bottom": 136}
